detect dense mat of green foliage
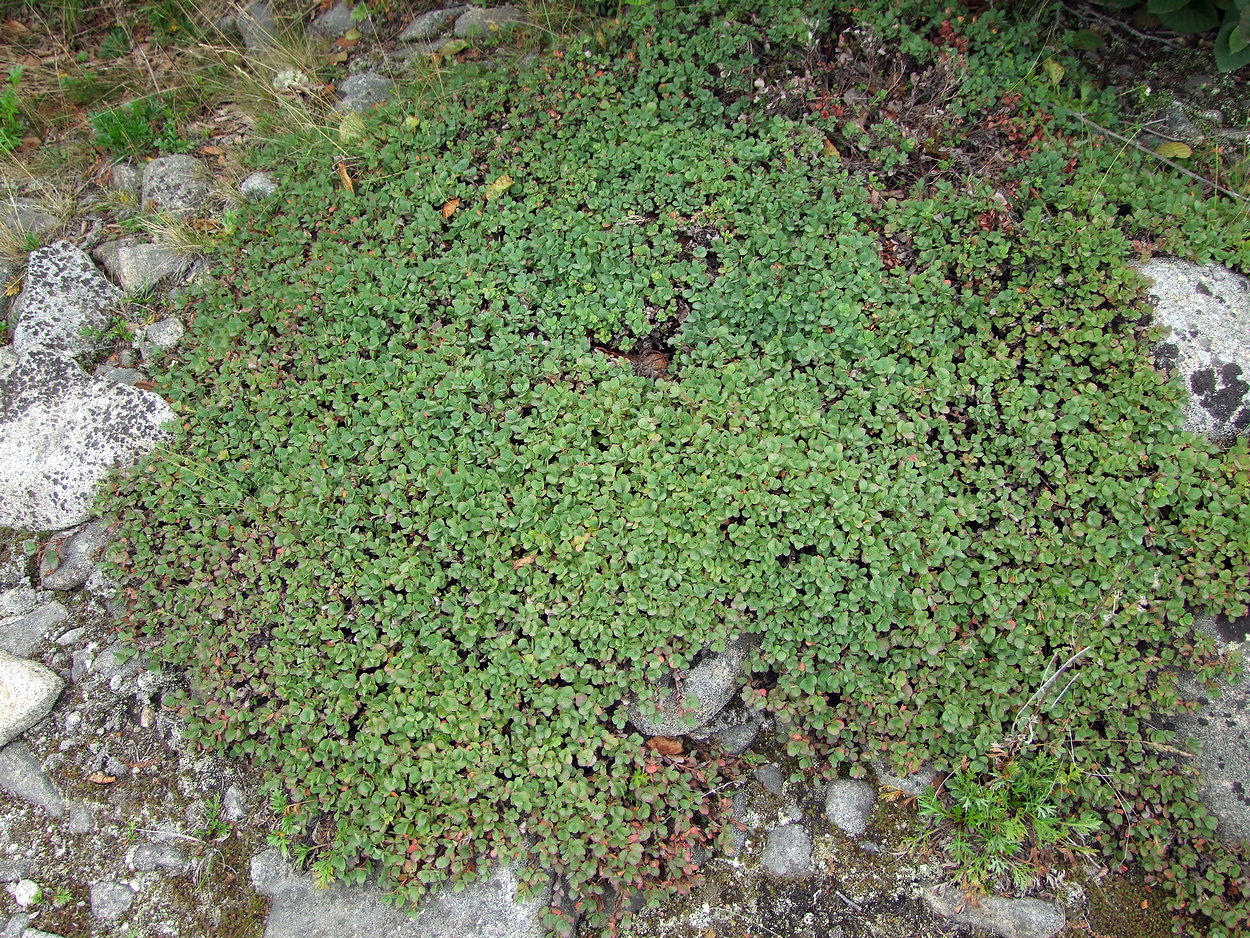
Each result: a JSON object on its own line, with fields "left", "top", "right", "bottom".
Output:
{"left": 105, "top": 0, "right": 1250, "bottom": 932}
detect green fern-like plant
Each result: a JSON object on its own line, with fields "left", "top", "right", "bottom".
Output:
{"left": 913, "top": 752, "right": 1102, "bottom": 895}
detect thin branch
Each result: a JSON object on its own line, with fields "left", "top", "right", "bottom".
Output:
{"left": 1064, "top": 109, "right": 1250, "bottom": 204}
{"left": 1075, "top": 2, "right": 1182, "bottom": 48}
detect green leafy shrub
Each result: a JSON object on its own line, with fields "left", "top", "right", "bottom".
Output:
{"left": 912, "top": 750, "right": 1101, "bottom": 894}
{"left": 0, "top": 66, "right": 24, "bottom": 154}
{"left": 103, "top": 0, "right": 1250, "bottom": 933}
{"left": 89, "top": 95, "right": 186, "bottom": 156}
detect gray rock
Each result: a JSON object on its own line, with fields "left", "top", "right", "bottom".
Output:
{"left": 0, "top": 602, "right": 68, "bottom": 657}
{"left": 237, "top": 0, "right": 278, "bottom": 51}
{"left": 454, "top": 5, "right": 522, "bottom": 38}
{"left": 1, "top": 913, "right": 30, "bottom": 938}
{"left": 93, "top": 364, "right": 146, "bottom": 386}
{"left": 871, "top": 760, "right": 937, "bottom": 798}
{"left": 713, "top": 711, "right": 763, "bottom": 753}
{"left": 108, "top": 163, "right": 142, "bottom": 198}
{"left": 753, "top": 763, "right": 784, "bottom": 796}
{"left": 0, "top": 198, "right": 58, "bottom": 242}
{"left": 1162, "top": 102, "right": 1202, "bottom": 144}
{"left": 251, "top": 848, "right": 552, "bottom": 937}
{"left": 92, "top": 240, "right": 187, "bottom": 294}
{"left": 67, "top": 801, "right": 94, "bottom": 834}
{"left": 138, "top": 316, "right": 184, "bottom": 355}
{"left": 0, "top": 349, "right": 174, "bottom": 531}
{"left": 761, "top": 823, "right": 812, "bottom": 879}
{"left": 89, "top": 881, "right": 134, "bottom": 923}
{"left": 1140, "top": 257, "right": 1250, "bottom": 442}
{"left": 129, "top": 840, "right": 189, "bottom": 874}
{"left": 23, "top": 928, "right": 64, "bottom": 938}
{"left": 923, "top": 885, "right": 1065, "bottom": 938}
{"left": 0, "top": 740, "right": 67, "bottom": 818}
{"left": 223, "top": 784, "right": 247, "bottom": 822}
{"left": 0, "top": 651, "right": 64, "bottom": 748}
{"left": 0, "top": 588, "right": 41, "bottom": 621}
{"left": 1174, "top": 616, "right": 1250, "bottom": 844}
{"left": 825, "top": 778, "right": 876, "bottom": 836}
{"left": 240, "top": 172, "right": 278, "bottom": 202}
{"left": 310, "top": 1, "right": 373, "bottom": 38}
{"left": 400, "top": 6, "right": 466, "bottom": 42}
{"left": 627, "top": 634, "right": 754, "bottom": 736}
{"left": 10, "top": 241, "right": 121, "bottom": 360}
{"left": 335, "top": 72, "right": 394, "bottom": 114}
{"left": 93, "top": 640, "right": 144, "bottom": 683}
{"left": 40, "top": 521, "right": 112, "bottom": 591}
{"left": 54, "top": 627, "right": 85, "bottom": 647}
{"left": 141, "top": 155, "right": 210, "bottom": 218}
{"left": 0, "top": 858, "right": 31, "bottom": 884}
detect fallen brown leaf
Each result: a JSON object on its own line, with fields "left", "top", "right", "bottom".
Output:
{"left": 647, "top": 736, "right": 683, "bottom": 756}
{"left": 441, "top": 197, "right": 461, "bottom": 218}
{"left": 87, "top": 773, "right": 116, "bottom": 785}
{"left": 511, "top": 554, "right": 537, "bottom": 569}
{"left": 337, "top": 160, "right": 354, "bottom": 193}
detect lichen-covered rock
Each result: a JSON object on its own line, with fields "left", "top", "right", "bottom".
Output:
{"left": 454, "top": 5, "right": 522, "bottom": 38}
{"left": 0, "top": 602, "right": 67, "bottom": 658}
{"left": 824, "top": 778, "right": 876, "bottom": 836}
{"left": 39, "top": 521, "right": 112, "bottom": 591}
{"left": 141, "top": 155, "right": 210, "bottom": 218}
{"left": 0, "top": 198, "right": 58, "bottom": 241}
{"left": 1141, "top": 257, "right": 1250, "bottom": 442}
{"left": 923, "top": 885, "right": 1065, "bottom": 938}
{"left": 0, "top": 650, "right": 64, "bottom": 748}
{"left": 627, "top": 634, "right": 755, "bottom": 736}
{"left": 251, "top": 849, "right": 553, "bottom": 937}
{"left": 89, "top": 881, "right": 135, "bottom": 923}
{"left": 92, "top": 240, "right": 187, "bottom": 294}
{"left": 240, "top": 171, "right": 278, "bottom": 202}
{"left": 310, "top": 1, "right": 373, "bottom": 38}
{"left": 335, "top": 72, "right": 394, "bottom": 113}
{"left": 0, "top": 349, "right": 174, "bottom": 531}
{"left": 400, "top": 6, "right": 466, "bottom": 42}
{"left": 137, "top": 317, "right": 185, "bottom": 361}
{"left": 9, "top": 241, "right": 121, "bottom": 360}
{"left": 761, "top": 823, "right": 812, "bottom": 879}
{"left": 0, "top": 739, "right": 67, "bottom": 818}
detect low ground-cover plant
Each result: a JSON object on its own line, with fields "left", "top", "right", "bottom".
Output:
{"left": 103, "top": 0, "right": 1250, "bottom": 933}
{"left": 911, "top": 748, "right": 1102, "bottom": 894}
{"left": 89, "top": 94, "right": 186, "bottom": 156}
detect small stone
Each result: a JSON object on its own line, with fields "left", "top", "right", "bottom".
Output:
{"left": 70, "top": 649, "right": 92, "bottom": 683}
{"left": 129, "top": 841, "right": 189, "bottom": 874}
{"left": 109, "top": 163, "right": 142, "bottom": 198}
{"left": 93, "top": 641, "right": 143, "bottom": 682}
{"left": 141, "top": 155, "right": 210, "bottom": 218}
{"left": 761, "top": 823, "right": 812, "bottom": 879}
{"left": 40, "top": 521, "right": 112, "bottom": 591}
{"left": 92, "top": 240, "right": 188, "bottom": 294}
{"left": 454, "top": 5, "right": 523, "bottom": 38}
{"left": 93, "top": 365, "right": 146, "bottom": 387}
{"left": 871, "top": 760, "right": 937, "bottom": 798}
{"left": 237, "top": 0, "right": 278, "bottom": 51}
{"left": 923, "top": 885, "right": 1065, "bottom": 938}
{"left": 0, "top": 199, "right": 57, "bottom": 242}
{"left": 335, "top": 72, "right": 394, "bottom": 113}
{"left": 753, "top": 763, "right": 784, "bottom": 796}
{"left": 137, "top": 317, "right": 185, "bottom": 360}
{"left": 0, "top": 602, "right": 68, "bottom": 657}
{"left": 90, "top": 881, "right": 134, "bottom": 923}
{"left": 0, "top": 651, "right": 64, "bottom": 748}
{"left": 272, "top": 69, "right": 312, "bottom": 92}
{"left": 8, "top": 880, "right": 39, "bottom": 907}
{"left": 399, "top": 6, "right": 466, "bottom": 42}
{"left": 68, "top": 802, "right": 94, "bottom": 834}
{"left": 825, "top": 778, "right": 877, "bottom": 836}
{"left": 310, "top": 1, "right": 372, "bottom": 38}
{"left": 0, "top": 740, "right": 67, "bottom": 818}
{"left": 240, "top": 172, "right": 278, "bottom": 202}
{"left": 54, "top": 627, "right": 83, "bottom": 650}
{"left": 713, "top": 711, "right": 763, "bottom": 754}
{"left": 223, "top": 784, "right": 247, "bottom": 822}
{"left": 627, "top": 634, "right": 755, "bottom": 736}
